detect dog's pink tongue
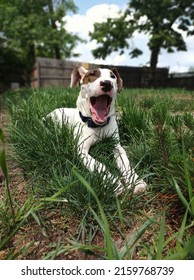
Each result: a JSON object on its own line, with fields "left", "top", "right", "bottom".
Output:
{"left": 91, "top": 95, "right": 108, "bottom": 123}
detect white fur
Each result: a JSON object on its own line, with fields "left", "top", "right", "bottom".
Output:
{"left": 46, "top": 67, "right": 147, "bottom": 194}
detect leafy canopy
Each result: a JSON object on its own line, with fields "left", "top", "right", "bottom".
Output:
{"left": 0, "top": 0, "right": 81, "bottom": 66}
{"left": 90, "top": 0, "right": 194, "bottom": 67}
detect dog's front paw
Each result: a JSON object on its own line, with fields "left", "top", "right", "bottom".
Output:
{"left": 134, "top": 180, "right": 147, "bottom": 194}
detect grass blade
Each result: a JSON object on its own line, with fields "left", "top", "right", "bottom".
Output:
{"left": 0, "top": 219, "right": 25, "bottom": 250}
{"left": 0, "top": 130, "right": 15, "bottom": 221}
{"left": 116, "top": 197, "right": 124, "bottom": 226}
{"left": 172, "top": 177, "right": 190, "bottom": 212}
{"left": 166, "top": 235, "right": 194, "bottom": 260}
{"left": 182, "top": 137, "right": 194, "bottom": 214}
{"left": 155, "top": 212, "right": 165, "bottom": 259}
{"left": 176, "top": 209, "right": 188, "bottom": 251}
{"left": 0, "top": 128, "right": 5, "bottom": 143}
{"left": 119, "top": 217, "right": 153, "bottom": 259}
{"left": 0, "top": 149, "right": 9, "bottom": 183}
{"left": 73, "top": 168, "right": 117, "bottom": 260}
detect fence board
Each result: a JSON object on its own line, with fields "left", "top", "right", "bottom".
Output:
{"left": 169, "top": 72, "right": 194, "bottom": 89}
{"left": 30, "top": 57, "right": 169, "bottom": 89}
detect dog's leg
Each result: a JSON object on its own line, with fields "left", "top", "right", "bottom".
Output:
{"left": 77, "top": 137, "right": 121, "bottom": 187}
{"left": 114, "top": 144, "right": 147, "bottom": 194}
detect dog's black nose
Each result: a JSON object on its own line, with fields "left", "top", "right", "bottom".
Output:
{"left": 100, "top": 80, "right": 113, "bottom": 92}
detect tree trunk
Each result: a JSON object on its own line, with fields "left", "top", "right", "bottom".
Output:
{"left": 25, "top": 44, "right": 35, "bottom": 86}
{"left": 150, "top": 47, "right": 160, "bottom": 87}
{"left": 28, "top": 44, "right": 35, "bottom": 66}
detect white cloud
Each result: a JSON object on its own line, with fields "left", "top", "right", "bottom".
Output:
{"left": 85, "top": 4, "right": 121, "bottom": 24}
{"left": 64, "top": 4, "right": 120, "bottom": 36}
{"left": 64, "top": 4, "right": 194, "bottom": 72}
{"left": 64, "top": 4, "right": 123, "bottom": 65}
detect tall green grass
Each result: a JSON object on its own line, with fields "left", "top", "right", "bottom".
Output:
{"left": 5, "top": 88, "right": 127, "bottom": 219}
{"left": 119, "top": 90, "right": 194, "bottom": 192}
{"left": 2, "top": 87, "right": 194, "bottom": 259}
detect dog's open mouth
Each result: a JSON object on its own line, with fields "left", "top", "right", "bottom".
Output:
{"left": 89, "top": 94, "right": 112, "bottom": 125}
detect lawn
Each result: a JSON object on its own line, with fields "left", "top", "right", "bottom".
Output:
{"left": 0, "top": 87, "right": 194, "bottom": 259}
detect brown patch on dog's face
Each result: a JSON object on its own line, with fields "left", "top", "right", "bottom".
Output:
{"left": 82, "top": 68, "right": 101, "bottom": 84}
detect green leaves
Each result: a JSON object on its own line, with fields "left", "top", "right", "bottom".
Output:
{"left": 0, "top": 0, "right": 81, "bottom": 83}
{"left": 90, "top": 15, "right": 133, "bottom": 59}
{"left": 90, "top": 0, "right": 193, "bottom": 71}
{"left": 129, "top": 48, "right": 143, "bottom": 58}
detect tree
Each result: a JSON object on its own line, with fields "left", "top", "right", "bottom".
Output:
{"left": 90, "top": 0, "right": 194, "bottom": 85}
{"left": 0, "top": 0, "right": 81, "bottom": 85}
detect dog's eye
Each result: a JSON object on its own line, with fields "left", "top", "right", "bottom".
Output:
{"left": 110, "top": 73, "right": 116, "bottom": 79}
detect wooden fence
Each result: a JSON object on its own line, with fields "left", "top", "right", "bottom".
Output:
{"left": 169, "top": 72, "right": 194, "bottom": 89}
{"left": 30, "top": 57, "right": 169, "bottom": 89}
{"left": 30, "top": 57, "right": 77, "bottom": 88}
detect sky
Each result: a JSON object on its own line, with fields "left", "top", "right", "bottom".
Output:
{"left": 65, "top": 1, "right": 194, "bottom": 73}
{"left": 73, "top": 0, "right": 127, "bottom": 15}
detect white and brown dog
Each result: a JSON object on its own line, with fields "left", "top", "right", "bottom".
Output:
{"left": 46, "top": 67, "right": 147, "bottom": 194}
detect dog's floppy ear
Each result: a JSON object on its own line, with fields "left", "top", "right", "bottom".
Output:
{"left": 70, "top": 66, "right": 88, "bottom": 87}
{"left": 112, "top": 68, "right": 123, "bottom": 93}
